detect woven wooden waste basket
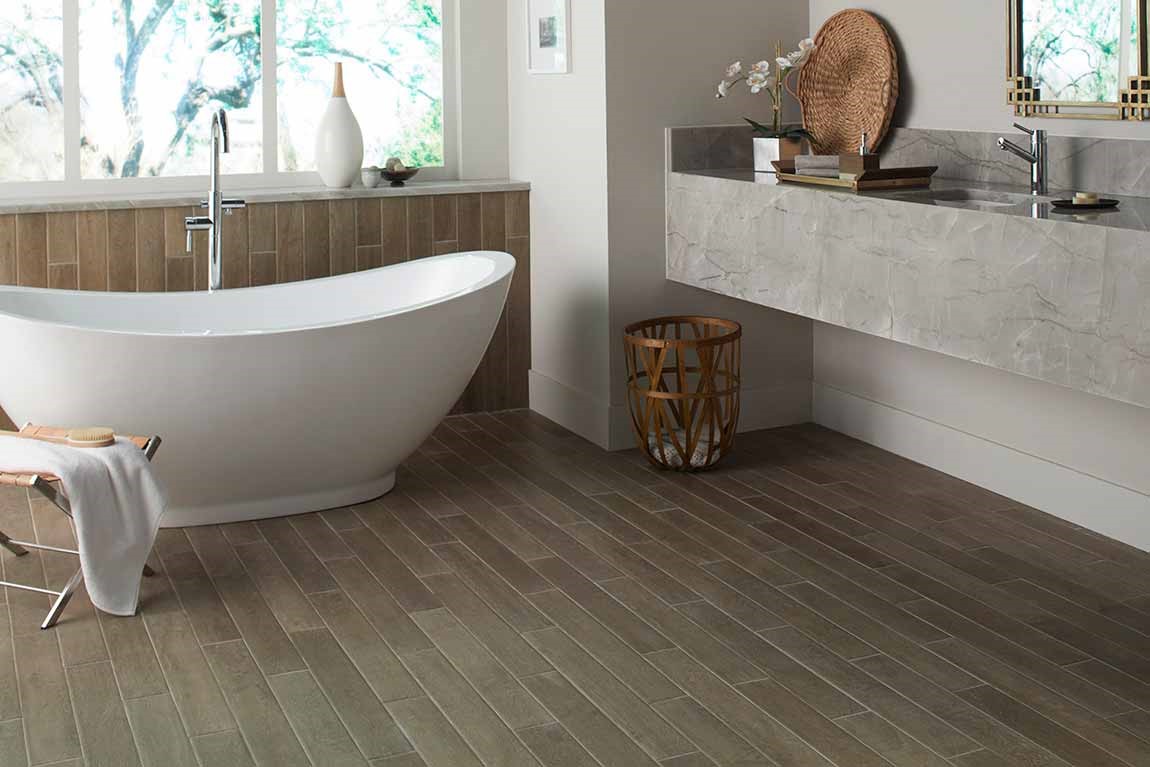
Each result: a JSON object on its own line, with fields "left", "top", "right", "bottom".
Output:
{"left": 624, "top": 316, "right": 742, "bottom": 471}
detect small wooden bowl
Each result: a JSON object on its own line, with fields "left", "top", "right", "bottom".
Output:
{"left": 382, "top": 168, "right": 420, "bottom": 187}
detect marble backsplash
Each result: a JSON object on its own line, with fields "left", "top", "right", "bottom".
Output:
{"left": 667, "top": 125, "right": 1150, "bottom": 199}
{"left": 881, "top": 128, "right": 1150, "bottom": 199}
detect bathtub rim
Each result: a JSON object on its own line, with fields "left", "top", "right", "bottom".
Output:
{"left": 0, "top": 249, "right": 516, "bottom": 339}
{"left": 159, "top": 472, "right": 397, "bottom": 527}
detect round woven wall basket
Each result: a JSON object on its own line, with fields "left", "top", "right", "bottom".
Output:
{"left": 624, "top": 317, "right": 741, "bottom": 471}
{"left": 798, "top": 9, "right": 899, "bottom": 155}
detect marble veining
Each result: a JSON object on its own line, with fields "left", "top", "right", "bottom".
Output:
{"left": 667, "top": 170, "right": 1150, "bottom": 410}
{"left": 669, "top": 124, "right": 1150, "bottom": 200}
{"left": 881, "top": 127, "right": 1150, "bottom": 200}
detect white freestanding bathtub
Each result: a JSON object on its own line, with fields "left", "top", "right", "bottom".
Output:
{"left": 0, "top": 251, "right": 514, "bottom": 526}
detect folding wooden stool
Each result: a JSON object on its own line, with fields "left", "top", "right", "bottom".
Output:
{"left": 0, "top": 424, "right": 162, "bottom": 629}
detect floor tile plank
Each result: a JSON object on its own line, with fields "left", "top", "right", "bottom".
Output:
{"left": 527, "top": 588, "right": 682, "bottom": 703}
{"left": 956, "top": 685, "right": 1129, "bottom": 767}
{"left": 386, "top": 696, "right": 483, "bottom": 767}
{"left": 403, "top": 648, "right": 541, "bottom": 766}
{"left": 257, "top": 517, "right": 339, "bottom": 594}
{"left": 309, "top": 589, "right": 424, "bottom": 702}
{"left": 327, "top": 557, "right": 435, "bottom": 656}
{"left": 413, "top": 608, "right": 553, "bottom": 730}
{"left": 291, "top": 627, "right": 413, "bottom": 759}
{"left": 137, "top": 575, "right": 236, "bottom": 736}
{"left": 534, "top": 559, "right": 673, "bottom": 655}
{"left": 523, "top": 670, "right": 661, "bottom": 767}
{"left": 433, "top": 542, "right": 553, "bottom": 632}
{"left": 66, "top": 660, "right": 142, "bottom": 767}
{"left": 645, "top": 648, "right": 836, "bottom": 767}
{"left": 676, "top": 599, "right": 865, "bottom": 718}
{"left": 191, "top": 729, "right": 256, "bottom": 767}
{"left": 124, "top": 693, "right": 198, "bottom": 767}
{"left": 234, "top": 540, "right": 325, "bottom": 632}
{"left": 212, "top": 571, "right": 305, "bottom": 676}
{"left": 0, "top": 719, "right": 27, "bottom": 767}
{"left": 762, "top": 626, "right": 978, "bottom": 759}
{"left": 833, "top": 711, "right": 952, "bottom": 767}
{"left": 203, "top": 640, "right": 310, "bottom": 767}
{"left": 516, "top": 722, "right": 600, "bottom": 766}
{"left": 8, "top": 413, "right": 1150, "bottom": 767}
{"left": 928, "top": 637, "right": 1150, "bottom": 767}
{"left": 422, "top": 571, "right": 552, "bottom": 677}
{"left": 269, "top": 669, "right": 370, "bottom": 767}
{"left": 14, "top": 630, "right": 81, "bottom": 765}
{"left": 526, "top": 626, "right": 694, "bottom": 760}
{"left": 651, "top": 695, "right": 765, "bottom": 766}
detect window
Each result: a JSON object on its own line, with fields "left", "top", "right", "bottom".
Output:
{"left": 0, "top": 5, "right": 65, "bottom": 181}
{"left": 0, "top": 0, "right": 451, "bottom": 194}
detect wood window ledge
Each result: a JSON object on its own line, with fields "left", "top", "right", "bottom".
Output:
{"left": 0, "top": 180, "right": 530, "bottom": 216}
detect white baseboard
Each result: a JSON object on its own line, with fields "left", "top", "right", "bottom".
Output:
{"left": 814, "top": 383, "right": 1150, "bottom": 553}
{"left": 529, "top": 370, "right": 612, "bottom": 448}
{"left": 529, "top": 369, "right": 813, "bottom": 452}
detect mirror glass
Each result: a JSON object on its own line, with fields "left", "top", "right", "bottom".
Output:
{"left": 1022, "top": 0, "right": 1139, "bottom": 102}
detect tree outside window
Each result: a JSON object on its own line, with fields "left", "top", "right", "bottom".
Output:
{"left": 0, "top": 0, "right": 443, "bottom": 183}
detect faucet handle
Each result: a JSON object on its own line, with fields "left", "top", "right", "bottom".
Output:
{"left": 184, "top": 215, "right": 212, "bottom": 253}
{"left": 200, "top": 198, "right": 247, "bottom": 209}
{"left": 1013, "top": 122, "right": 1035, "bottom": 135}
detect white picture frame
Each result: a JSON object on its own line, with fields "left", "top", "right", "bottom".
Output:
{"left": 527, "top": 0, "right": 571, "bottom": 74}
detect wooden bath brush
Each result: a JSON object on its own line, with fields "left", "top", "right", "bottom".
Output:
{"left": 0, "top": 427, "right": 116, "bottom": 448}
{"left": 65, "top": 428, "right": 116, "bottom": 448}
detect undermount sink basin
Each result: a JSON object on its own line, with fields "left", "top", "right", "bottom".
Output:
{"left": 890, "top": 187, "right": 1043, "bottom": 210}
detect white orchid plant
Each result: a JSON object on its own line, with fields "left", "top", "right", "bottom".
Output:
{"left": 716, "top": 38, "right": 815, "bottom": 140}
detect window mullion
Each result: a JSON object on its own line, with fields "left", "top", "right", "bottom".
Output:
{"left": 262, "top": 0, "right": 278, "bottom": 175}
{"left": 63, "top": 0, "right": 80, "bottom": 182}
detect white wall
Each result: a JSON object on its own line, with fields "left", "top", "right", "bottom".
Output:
{"left": 508, "top": 0, "right": 614, "bottom": 445}
{"left": 458, "top": 0, "right": 511, "bottom": 179}
{"left": 604, "top": 0, "right": 813, "bottom": 449}
{"left": 809, "top": 0, "right": 1150, "bottom": 140}
{"left": 808, "top": 1, "right": 1150, "bottom": 549}
{"left": 507, "top": 0, "right": 815, "bottom": 447}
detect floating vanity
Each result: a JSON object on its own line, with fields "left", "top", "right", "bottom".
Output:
{"left": 666, "top": 126, "right": 1150, "bottom": 410}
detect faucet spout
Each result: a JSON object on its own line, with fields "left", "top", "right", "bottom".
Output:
{"left": 997, "top": 137, "right": 1036, "bottom": 164}
{"left": 212, "top": 109, "right": 231, "bottom": 154}
{"left": 996, "top": 124, "right": 1048, "bottom": 196}
{"left": 187, "top": 108, "right": 246, "bottom": 292}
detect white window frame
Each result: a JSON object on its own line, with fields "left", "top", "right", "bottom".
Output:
{"left": 0, "top": 0, "right": 458, "bottom": 202}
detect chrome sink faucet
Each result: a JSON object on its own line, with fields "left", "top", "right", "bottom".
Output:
{"left": 997, "top": 122, "right": 1048, "bottom": 196}
{"left": 185, "top": 109, "right": 246, "bottom": 292}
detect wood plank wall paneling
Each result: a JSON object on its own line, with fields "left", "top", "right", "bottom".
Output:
{"left": 0, "top": 192, "right": 531, "bottom": 416}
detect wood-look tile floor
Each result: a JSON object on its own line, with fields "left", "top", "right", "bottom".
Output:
{"left": 3, "top": 411, "right": 1150, "bottom": 767}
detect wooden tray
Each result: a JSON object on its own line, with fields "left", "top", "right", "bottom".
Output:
{"left": 771, "top": 161, "right": 938, "bottom": 192}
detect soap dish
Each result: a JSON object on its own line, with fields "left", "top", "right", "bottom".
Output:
{"left": 1050, "top": 198, "right": 1120, "bottom": 212}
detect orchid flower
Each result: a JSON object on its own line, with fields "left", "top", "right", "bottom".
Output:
{"left": 747, "top": 71, "right": 771, "bottom": 94}
{"left": 713, "top": 39, "right": 815, "bottom": 137}
{"left": 787, "top": 38, "right": 816, "bottom": 68}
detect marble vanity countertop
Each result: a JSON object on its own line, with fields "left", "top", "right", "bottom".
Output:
{"left": 666, "top": 165, "right": 1150, "bottom": 411}
{"left": 680, "top": 168, "right": 1150, "bottom": 234}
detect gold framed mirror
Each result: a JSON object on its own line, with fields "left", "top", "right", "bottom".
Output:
{"left": 1008, "top": 0, "right": 1150, "bottom": 120}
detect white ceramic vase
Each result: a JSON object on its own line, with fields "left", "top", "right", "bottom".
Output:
{"left": 315, "top": 63, "right": 364, "bottom": 188}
